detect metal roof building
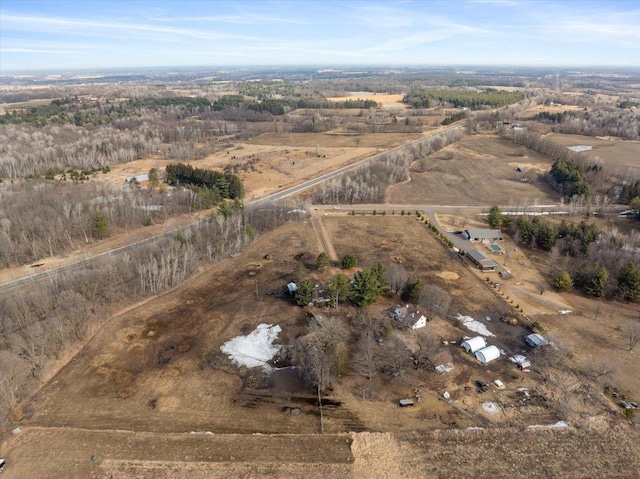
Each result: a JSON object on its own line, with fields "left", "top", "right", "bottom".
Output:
{"left": 461, "top": 336, "right": 487, "bottom": 354}
{"left": 475, "top": 345, "right": 501, "bottom": 364}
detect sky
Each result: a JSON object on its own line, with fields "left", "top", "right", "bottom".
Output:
{"left": 1, "top": 0, "right": 639, "bottom": 72}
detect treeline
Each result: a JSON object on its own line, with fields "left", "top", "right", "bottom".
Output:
{"left": 532, "top": 107, "right": 640, "bottom": 140}
{"left": 165, "top": 163, "right": 244, "bottom": 200}
{"left": 0, "top": 202, "right": 299, "bottom": 427}
{"left": 403, "top": 89, "right": 524, "bottom": 109}
{"left": 533, "top": 110, "right": 570, "bottom": 123}
{"left": 549, "top": 159, "right": 591, "bottom": 198}
{"left": 441, "top": 111, "right": 466, "bottom": 125}
{"left": 312, "top": 128, "right": 464, "bottom": 204}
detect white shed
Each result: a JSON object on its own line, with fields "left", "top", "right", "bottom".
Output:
{"left": 461, "top": 336, "right": 487, "bottom": 354}
{"left": 475, "top": 345, "right": 501, "bottom": 364}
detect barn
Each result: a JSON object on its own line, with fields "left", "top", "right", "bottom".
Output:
{"left": 461, "top": 336, "right": 487, "bottom": 354}
{"left": 475, "top": 345, "right": 501, "bottom": 364}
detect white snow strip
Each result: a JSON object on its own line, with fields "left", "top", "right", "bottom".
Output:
{"left": 220, "top": 323, "right": 282, "bottom": 369}
{"left": 454, "top": 314, "right": 495, "bottom": 337}
{"left": 566, "top": 145, "right": 593, "bottom": 152}
{"left": 558, "top": 310, "right": 572, "bottom": 315}
{"left": 527, "top": 421, "right": 569, "bottom": 429}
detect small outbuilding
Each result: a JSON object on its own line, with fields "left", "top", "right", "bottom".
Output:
{"left": 525, "top": 333, "right": 549, "bottom": 348}
{"left": 511, "top": 354, "right": 531, "bottom": 371}
{"left": 475, "top": 345, "right": 501, "bottom": 364}
{"left": 430, "top": 349, "right": 454, "bottom": 374}
{"left": 461, "top": 336, "right": 487, "bottom": 354}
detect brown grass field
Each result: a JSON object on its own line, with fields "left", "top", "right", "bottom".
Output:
{"left": 326, "top": 92, "right": 409, "bottom": 109}
{"left": 387, "top": 135, "right": 559, "bottom": 205}
{"left": 543, "top": 133, "right": 640, "bottom": 173}
{"left": 518, "top": 104, "right": 584, "bottom": 118}
{"left": 3, "top": 216, "right": 640, "bottom": 478}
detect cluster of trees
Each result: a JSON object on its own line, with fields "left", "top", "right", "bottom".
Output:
{"left": 295, "top": 260, "right": 388, "bottom": 308}
{"left": 503, "top": 213, "right": 601, "bottom": 254}
{"left": 165, "top": 163, "right": 244, "bottom": 200}
{"left": 403, "top": 89, "right": 524, "bottom": 109}
{"left": 288, "top": 276, "right": 450, "bottom": 399}
{"left": 549, "top": 159, "right": 590, "bottom": 198}
{"left": 0, "top": 201, "right": 299, "bottom": 426}
{"left": 532, "top": 110, "right": 570, "bottom": 124}
{"left": 555, "top": 262, "right": 640, "bottom": 302}
{"left": 619, "top": 181, "right": 640, "bottom": 207}
{"left": 441, "top": 111, "right": 467, "bottom": 125}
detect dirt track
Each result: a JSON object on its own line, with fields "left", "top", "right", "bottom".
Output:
{"left": 3, "top": 425, "right": 639, "bottom": 479}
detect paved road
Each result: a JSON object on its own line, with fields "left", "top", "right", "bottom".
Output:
{"left": 0, "top": 124, "right": 466, "bottom": 293}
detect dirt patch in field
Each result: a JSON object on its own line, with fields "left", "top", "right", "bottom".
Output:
{"left": 326, "top": 92, "right": 408, "bottom": 110}
{"left": 437, "top": 271, "right": 460, "bottom": 281}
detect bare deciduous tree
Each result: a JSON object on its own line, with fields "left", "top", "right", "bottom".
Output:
{"left": 625, "top": 319, "right": 640, "bottom": 351}
{"left": 419, "top": 284, "right": 451, "bottom": 321}
{"left": 386, "top": 263, "right": 408, "bottom": 294}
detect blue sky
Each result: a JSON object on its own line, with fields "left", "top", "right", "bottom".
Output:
{"left": 1, "top": 0, "right": 639, "bottom": 72}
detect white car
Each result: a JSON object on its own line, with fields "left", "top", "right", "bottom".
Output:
{"left": 0, "top": 458, "right": 5, "bottom": 472}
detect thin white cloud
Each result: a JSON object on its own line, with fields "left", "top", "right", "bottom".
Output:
{"left": 152, "top": 14, "right": 308, "bottom": 25}
{"left": 1, "top": 13, "right": 259, "bottom": 42}
{"left": 469, "top": 0, "right": 521, "bottom": 6}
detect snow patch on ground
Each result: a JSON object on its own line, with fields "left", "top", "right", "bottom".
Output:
{"left": 454, "top": 314, "right": 495, "bottom": 337}
{"left": 566, "top": 145, "right": 593, "bottom": 152}
{"left": 220, "top": 323, "right": 282, "bottom": 369}
{"left": 528, "top": 421, "right": 569, "bottom": 429}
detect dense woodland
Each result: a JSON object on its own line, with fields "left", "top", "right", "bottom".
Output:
{"left": 403, "top": 89, "right": 525, "bottom": 109}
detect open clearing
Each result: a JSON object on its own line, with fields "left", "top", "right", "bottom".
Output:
{"left": 543, "top": 133, "right": 640, "bottom": 173}
{"left": 387, "top": 135, "right": 558, "bottom": 205}
{"left": 518, "top": 104, "right": 585, "bottom": 118}
{"left": 326, "top": 92, "right": 408, "bottom": 109}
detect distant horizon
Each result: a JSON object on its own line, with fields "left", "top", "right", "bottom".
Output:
{"left": 3, "top": 63, "right": 640, "bottom": 76}
{"left": 2, "top": 0, "right": 639, "bottom": 73}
